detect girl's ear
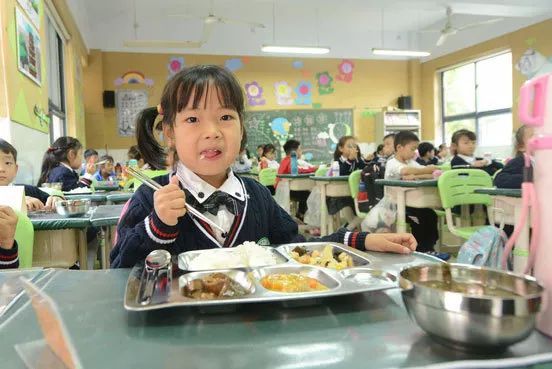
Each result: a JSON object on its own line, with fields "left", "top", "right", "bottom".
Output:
{"left": 163, "top": 124, "right": 174, "bottom": 140}
{"left": 67, "top": 149, "right": 76, "bottom": 160}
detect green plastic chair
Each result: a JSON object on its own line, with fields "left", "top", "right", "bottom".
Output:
{"left": 348, "top": 170, "right": 367, "bottom": 218}
{"left": 492, "top": 168, "right": 502, "bottom": 180}
{"left": 315, "top": 165, "right": 328, "bottom": 177}
{"left": 14, "top": 211, "right": 34, "bottom": 268}
{"left": 437, "top": 169, "right": 499, "bottom": 240}
{"left": 39, "top": 187, "right": 64, "bottom": 198}
{"left": 258, "top": 168, "right": 277, "bottom": 187}
{"left": 438, "top": 162, "right": 451, "bottom": 171}
{"left": 124, "top": 169, "right": 169, "bottom": 191}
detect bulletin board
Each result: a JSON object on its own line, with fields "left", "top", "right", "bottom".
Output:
{"left": 244, "top": 109, "right": 353, "bottom": 163}
{"left": 116, "top": 89, "right": 148, "bottom": 137}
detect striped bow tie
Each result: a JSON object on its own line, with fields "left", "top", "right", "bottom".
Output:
{"left": 186, "top": 190, "right": 239, "bottom": 216}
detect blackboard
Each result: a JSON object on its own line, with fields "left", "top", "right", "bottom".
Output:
{"left": 244, "top": 109, "right": 354, "bottom": 163}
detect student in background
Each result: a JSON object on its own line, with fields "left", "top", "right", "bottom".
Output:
{"left": 437, "top": 143, "right": 449, "bottom": 162}
{"left": 232, "top": 148, "right": 252, "bottom": 173}
{"left": 110, "top": 65, "right": 417, "bottom": 268}
{"left": 416, "top": 142, "right": 439, "bottom": 166}
{"left": 114, "top": 163, "right": 123, "bottom": 180}
{"left": 384, "top": 131, "right": 440, "bottom": 254}
{"left": 450, "top": 129, "right": 503, "bottom": 176}
{"left": 381, "top": 133, "right": 396, "bottom": 164}
{"left": 494, "top": 125, "right": 534, "bottom": 189}
{"left": 256, "top": 144, "right": 265, "bottom": 161}
{"left": 0, "top": 205, "right": 19, "bottom": 269}
{"left": 0, "top": 139, "right": 63, "bottom": 211}
{"left": 80, "top": 149, "right": 98, "bottom": 175}
{"left": 94, "top": 155, "right": 116, "bottom": 181}
{"left": 259, "top": 144, "right": 279, "bottom": 170}
{"left": 334, "top": 136, "right": 366, "bottom": 175}
{"left": 37, "top": 137, "right": 94, "bottom": 192}
{"left": 127, "top": 145, "right": 151, "bottom": 170}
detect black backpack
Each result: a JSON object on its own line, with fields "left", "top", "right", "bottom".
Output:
{"left": 359, "top": 161, "right": 385, "bottom": 212}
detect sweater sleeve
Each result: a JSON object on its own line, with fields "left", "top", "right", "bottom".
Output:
{"left": 307, "top": 228, "right": 369, "bottom": 250}
{"left": 49, "top": 167, "right": 91, "bottom": 191}
{"left": 451, "top": 155, "right": 469, "bottom": 168}
{"left": 23, "top": 185, "right": 49, "bottom": 204}
{"left": 0, "top": 241, "right": 19, "bottom": 269}
{"left": 494, "top": 156, "right": 524, "bottom": 189}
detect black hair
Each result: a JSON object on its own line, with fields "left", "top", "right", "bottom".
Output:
{"left": 263, "top": 144, "right": 276, "bottom": 156}
{"left": 394, "top": 131, "right": 419, "bottom": 150}
{"left": 376, "top": 144, "right": 384, "bottom": 155}
{"left": 99, "top": 155, "right": 114, "bottom": 164}
{"left": 127, "top": 145, "right": 142, "bottom": 161}
{"left": 333, "top": 135, "right": 355, "bottom": 160}
{"left": 514, "top": 125, "right": 532, "bottom": 157}
{"left": 283, "top": 139, "right": 300, "bottom": 155}
{"left": 383, "top": 133, "right": 396, "bottom": 141}
{"left": 257, "top": 144, "right": 265, "bottom": 150}
{"left": 135, "top": 65, "right": 245, "bottom": 170}
{"left": 0, "top": 139, "right": 17, "bottom": 162}
{"left": 84, "top": 149, "right": 98, "bottom": 160}
{"left": 418, "top": 142, "right": 435, "bottom": 157}
{"left": 37, "top": 136, "right": 82, "bottom": 187}
{"left": 438, "top": 143, "right": 447, "bottom": 150}
{"left": 450, "top": 129, "right": 476, "bottom": 155}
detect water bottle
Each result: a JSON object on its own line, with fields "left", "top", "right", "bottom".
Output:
{"left": 290, "top": 151, "right": 298, "bottom": 175}
{"left": 357, "top": 182, "right": 368, "bottom": 201}
{"left": 331, "top": 161, "right": 340, "bottom": 177}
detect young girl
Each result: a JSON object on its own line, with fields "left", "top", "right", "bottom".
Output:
{"left": 109, "top": 65, "right": 417, "bottom": 268}
{"left": 494, "top": 125, "right": 534, "bottom": 189}
{"left": 259, "top": 144, "right": 279, "bottom": 170}
{"left": 334, "top": 136, "right": 367, "bottom": 175}
{"left": 37, "top": 136, "right": 94, "bottom": 191}
{"left": 450, "top": 129, "right": 503, "bottom": 176}
{"left": 128, "top": 145, "right": 151, "bottom": 170}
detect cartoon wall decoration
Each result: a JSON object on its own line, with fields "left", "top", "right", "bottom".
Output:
{"left": 245, "top": 81, "right": 266, "bottom": 106}
{"left": 316, "top": 71, "right": 334, "bottom": 95}
{"left": 515, "top": 48, "right": 552, "bottom": 79}
{"left": 294, "top": 81, "right": 312, "bottom": 105}
{"left": 225, "top": 58, "right": 244, "bottom": 72}
{"left": 167, "top": 56, "right": 185, "bottom": 79}
{"left": 114, "top": 71, "right": 154, "bottom": 87}
{"left": 16, "top": 7, "right": 41, "bottom": 86}
{"left": 336, "top": 59, "right": 354, "bottom": 83}
{"left": 274, "top": 81, "right": 294, "bottom": 105}
{"left": 270, "top": 116, "right": 293, "bottom": 150}
{"left": 292, "top": 60, "right": 304, "bottom": 69}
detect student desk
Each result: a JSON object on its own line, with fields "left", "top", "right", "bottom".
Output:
{"left": 90, "top": 204, "right": 126, "bottom": 269}
{"left": 63, "top": 192, "right": 109, "bottom": 204}
{"left": 474, "top": 188, "right": 527, "bottom": 272}
{"left": 275, "top": 174, "right": 315, "bottom": 216}
{"left": 312, "top": 176, "right": 351, "bottom": 236}
{"left": 375, "top": 179, "right": 442, "bottom": 233}
{"left": 105, "top": 191, "right": 134, "bottom": 204}
{"left": 2, "top": 253, "right": 552, "bottom": 369}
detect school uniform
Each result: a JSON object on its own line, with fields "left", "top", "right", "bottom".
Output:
{"left": 110, "top": 162, "right": 370, "bottom": 268}
{"left": 338, "top": 156, "right": 367, "bottom": 175}
{"left": 385, "top": 158, "right": 438, "bottom": 252}
{"left": 494, "top": 155, "right": 525, "bottom": 189}
{"left": 451, "top": 154, "right": 503, "bottom": 176}
{"left": 276, "top": 155, "right": 316, "bottom": 217}
{"left": 0, "top": 241, "right": 18, "bottom": 269}
{"left": 93, "top": 171, "right": 116, "bottom": 182}
{"left": 415, "top": 157, "right": 438, "bottom": 166}
{"left": 47, "top": 163, "right": 92, "bottom": 192}
{"left": 23, "top": 185, "right": 50, "bottom": 204}
{"left": 231, "top": 154, "right": 252, "bottom": 173}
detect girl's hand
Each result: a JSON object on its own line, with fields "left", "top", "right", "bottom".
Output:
{"left": 86, "top": 162, "right": 96, "bottom": 175}
{"left": 364, "top": 233, "right": 417, "bottom": 254}
{"left": 45, "top": 196, "right": 63, "bottom": 210}
{"left": 25, "top": 196, "right": 44, "bottom": 211}
{"left": 472, "top": 159, "right": 488, "bottom": 167}
{"left": 154, "top": 175, "right": 186, "bottom": 226}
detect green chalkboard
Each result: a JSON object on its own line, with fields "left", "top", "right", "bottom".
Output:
{"left": 244, "top": 109, "right": 354, "bottom": 163}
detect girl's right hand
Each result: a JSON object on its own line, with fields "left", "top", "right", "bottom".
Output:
{"left": 154, "top": 175, "right": 187, "bottom": 226}
{"left": 86, "top": 162, "right": 96, "bottom": 175}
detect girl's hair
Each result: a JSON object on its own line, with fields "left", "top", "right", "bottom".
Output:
{"left": 37, "top": 136, "right": 82, "bottom": 186}
{"left": 376, "top": 144, "right": 384, "bottom": 155}
{"left": 127, "top": 145, "right": 142, "bottom": 161}
{"left": 333, "top": 136, "right": 355, "bottom": 160}
{"left": 263, "top": 144, "right": 276, "bottom": 156}
{"left": 514, "top": 125, "right": 531, "bottom": 157}
{"left": 135, "top": 65, "right": 246, "bottom": 170}
{"left": 450, "top": 129, "right": 476, "bottom": 156}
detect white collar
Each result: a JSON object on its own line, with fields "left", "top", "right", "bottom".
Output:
{"left": 458, "top": 154, "right": 475, "bottom": 163}
{"left": 339, "top": 155, "right": 350, "bottom": 163}
{"left": 175, "top": 162, "right": 245, "bottom": 204}
{"left": 60, "top": 162, "right": 77, "bottom": 173}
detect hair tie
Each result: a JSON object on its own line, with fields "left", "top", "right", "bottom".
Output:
{"left": 47, "top": 147, "right": 56, "bottom": 153}
{"left": 157, "top": 104, "right": 164, "bottom": 116}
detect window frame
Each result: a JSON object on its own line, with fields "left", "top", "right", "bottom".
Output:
{"left": 45, "top": 11, "right": 66, "bottom": 143}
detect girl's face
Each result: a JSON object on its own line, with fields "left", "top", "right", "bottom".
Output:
{"left": 164, "top": 86, "right": 242, "bottom": 187}
{"left": 382, "top": 137, "right": 395, "bottom": 156}
{"left": 256, "top": 147, "right": 263, "bottom": 157}
{"left": 456, "top": 136, "right": 476, "bottom": 156}
{"left": 68, "top": 148, "right": 83, "bottom": 169}
{"left": 521, "top": 127, "right": 535, "bottom": 151}
{"left": 265, "top": 150, "right": 276, "bottom": 161}
{"left": 340, "top": 139, "right": 357, "bottom": 160}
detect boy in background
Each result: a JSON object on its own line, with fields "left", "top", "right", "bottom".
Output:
{"left": 80, "top": 149, "right": 98, "bottom": 175}
{"left": 416, "top": 142, "right": 439, "bottom": 166}
{"left": 94, "top": 155, "right": 116, "bottom": 181}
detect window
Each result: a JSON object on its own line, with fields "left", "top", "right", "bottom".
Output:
{"left": 46, "top": 16, "right": 65, "bottom": 143}
{"left": 441, "top": 52, "right": 512, "bottom": 147}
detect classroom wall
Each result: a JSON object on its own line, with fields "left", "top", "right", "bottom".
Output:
{"left": 0, "top": 0, "right": 88, "bottom": 184}
{"left": 421, "top": 18, "right": 552, "bottom": 144}
{"left": 84, "top": 52, "right": 422, "bottom": 150}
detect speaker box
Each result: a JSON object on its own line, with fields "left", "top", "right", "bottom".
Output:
{"left": 103, "top": 90, "right": 115, "bottom": 108}
{"left": 398, "top": 95, "right": 412, "bottom": 110}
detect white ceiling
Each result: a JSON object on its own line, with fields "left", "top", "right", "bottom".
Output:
{"left": 66, "top": 0, "right": 552, "bottom": 60}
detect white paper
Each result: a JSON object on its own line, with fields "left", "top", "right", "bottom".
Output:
{"left": 0, "top": 185, "right": 26, "bottom": 214}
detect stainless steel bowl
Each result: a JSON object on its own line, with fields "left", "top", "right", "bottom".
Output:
{"left": 400, "top": 263, "right": 544, "bottom": 351}
{"left": 55, "top": 199, "right": 91, "bottom": 217}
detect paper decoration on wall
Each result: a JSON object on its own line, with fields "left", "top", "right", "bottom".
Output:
{"left": 292, "top": 60, "right": 304, "bottom": 69}
{"left": 312, "top": 103, "right": 322, "bottom": 109}
{"left": 316, "top": 72, "right": 334, "bottom": 95}
{"left": 16, "top": 7, "right": 41, "bottom": 86}
{"left": 34, "top": 105, "right": 50, "bottom": 126}
{"left": 245, "top": 81, "right": 266, "bottom": 106}
{"left": 274, "top": 81, "right": 294, "bottom": 105}
{"left": 242, "top": 56, "right": 250, "bottom": 64}
{"left": 114, "top": 71, "right": 154, "bottom": 87}
{"left": 316, "top": 132, "right": 330, "bottom": 147}
{"left": 225, "top": 58, "right": 244, "bottom": 72}
{"left": 167, "top": 56, "right": 185, "bottom": 79}
{"left": 336, "top": 59, "right": 354, "bottom": 83}
{"left": 270, "top": 117, "right": 293, "bottom": 149}
{"left": 361, "top": 109, "right": 378, "bottom": 118}
{"left": 328, "top": 123, "right": 352, "bottom": 143}
{"left": 525, "top": 37, "right": 537, "bottom": 46}
{"left": 294, "top": 81, "right": 312, "bottom": 105}
{"left": 301, "top": 70, "right": 311, "bottom": 78}
{"left": 515, "top": 48, "right": 552, "bottom": 80}
{"left": 116, "top": 90, "right": 149, "bottom": 137}
{"left": 17, "top": 0, "right": 40, "bottom": 29}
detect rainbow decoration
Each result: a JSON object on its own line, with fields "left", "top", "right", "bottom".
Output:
{"left": 114, "top": 71, "right": 154, "bottom": 87}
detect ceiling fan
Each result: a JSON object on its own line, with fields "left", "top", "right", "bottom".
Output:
{"left": 424, "top": 6, "right": 503, "bottom": 47}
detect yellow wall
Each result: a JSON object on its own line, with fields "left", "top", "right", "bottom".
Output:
{"left": 421, "top": 18, "right": 552, "bottom": 141}
{"left": 84, "top": 52, "right": 419, "bottom": 149}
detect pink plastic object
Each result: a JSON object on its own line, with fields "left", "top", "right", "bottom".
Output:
{"left": 432, "top": 170, "right": 443, "bottom": 179}
{"left": 518, "top": 74, "right": 549, "bottom": 127}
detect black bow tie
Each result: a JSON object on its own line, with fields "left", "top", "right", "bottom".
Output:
{"left": 186, "top": 190, "right": 239, "bottom": 216}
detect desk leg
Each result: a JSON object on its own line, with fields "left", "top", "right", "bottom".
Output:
{"left": 78, "top": 229, "right": 88, "bottom": 270}
{"left": 101, "top": 226, "right": 111, "bottom": 269}
{"left": 396, "top": 189, "right": 407, "bottom": 233}
{"left": 513, "top": 206, "right": 530, "bottom": 273}
{"left": 320, "top": 184, "right": 328, "bottom": 236}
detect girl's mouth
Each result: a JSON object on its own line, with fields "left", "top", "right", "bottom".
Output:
{"left": 200, "top": 149, "right": 222, "bottom": 160}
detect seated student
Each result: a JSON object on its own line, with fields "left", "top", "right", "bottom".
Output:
{"left": 114, "top": 163, "right": 123, "bottom": 179}
{"left": 128, "top": 145, "right": 151, "bottom": 170}
{"left": 256, "top": 144, "right": 265, "bottom": 161}
{"left": 80, "top": 149, "right": 98, "bottom": 175}
{"left": 94, "top": 155, "right": 116, "bottom": 181}
{"left": 0, "top": 139, "right": 63, "bottom": 211}
{"left": 0, "top": 205, "right": 18, "bottom": 269}
{"left": 259, "top": 144, "right": 279, "bottom": 170}
{"left": 336, "top": 136, "right": 367, "bottom": 175}
{"left": 494, "top": 125, "right": 534, "bottom": 189}
{"left": 416, "top": 142, "right": 439, "bottom": 166}
{"left": 450, "top": 129, "right": 503, "bottom": 176}
{"left": 232, "top": 148, "right": 252, "bottom": 173}
{"left": 436, "top": 143, "right": 449, "bottom": 162}
{"left": 385, "top": 131, "right": 439, "bottom": 253}
{"left": 37, "top": 137, "right": 94, "bottom": 192}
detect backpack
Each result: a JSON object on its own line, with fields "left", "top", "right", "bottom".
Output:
{"left": 457, "top": 226, "right": 510, "bottom": 269}
{"left": 359, "top": 161, "right": 385, "bottom": 212}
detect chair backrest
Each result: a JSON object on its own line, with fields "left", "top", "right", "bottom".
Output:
{"left": 348, "top": 170, "right": 361, "bottom": 199}
{"left": 439, "top": 162, "right": 451, "bottom": 171}
{"left": 492, "top": 168, "right": 502, "bottom": 180}
{"left": 126, "top": 169, "right": 169, "bottom": 191}
{"left": 14, "top": 210, "right": 34, "bottom": 268}
{"left": 39, "top": 187, "right": 64, "bottom": 198}
{"left": 437, "top": 169, "right": 493, "bottom": 209}
{"left": 258, "top": 168, "right": 277, "bottom": 187}
{"left": 315, "top": 165, "right": 328, "bottom": 177}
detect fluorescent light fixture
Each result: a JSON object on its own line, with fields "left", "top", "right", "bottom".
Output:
{"left": 372, "top": 48, "right": 431, "bottom": 57}
{"left": 261, "top": 45, "right": 330, "bottom": 55}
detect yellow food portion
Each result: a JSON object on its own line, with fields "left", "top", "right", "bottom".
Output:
{"left": 290, "top": 245, "right": 353, "bottom": 270}
{"left": 261, "top": 273, "right": 328, "bottom": 292}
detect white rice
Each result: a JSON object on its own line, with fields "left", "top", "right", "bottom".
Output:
{"left": 187, "top": 241, "right": 277, "bottom": 270}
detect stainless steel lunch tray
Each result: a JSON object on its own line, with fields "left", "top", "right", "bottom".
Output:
{"left": 124, "top": 242, "right": 406, "bottom": 311}
{"left": 178, "top": 246, "right": 288, "bottom": 271}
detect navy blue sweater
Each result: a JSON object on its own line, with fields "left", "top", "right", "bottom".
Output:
{"left": 494, "top": 156, "right": 525, "bottom": 189}
{"left": 23, "top": 185, "right": 50, "bottom": 204}
{"left": 44, "top": 165, "right": 91, "bottom": 192}
{"left": 339, "top": 157, "right": 367, "bottom": 176}
{"left": 110, "top": 175, "right": 369, "bottom": 268}
{"left": 451, "top": 155, "right": 504, "bottom": 176}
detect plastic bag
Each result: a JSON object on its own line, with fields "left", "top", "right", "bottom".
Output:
{"left": 274, "top": 181, "right": 291, "bottom": 214}
{"left": 304, "top": 186, "right": 321, "bottom": 227}
{"left": 361, "top": 196, "right": 397, "bottom": 233}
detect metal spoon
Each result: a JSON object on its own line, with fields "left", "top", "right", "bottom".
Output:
{"left": 140, "top": 250, "right": 172, "bottom": 305}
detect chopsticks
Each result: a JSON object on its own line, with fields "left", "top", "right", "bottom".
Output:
{"left": 126, "top": 166, "right": 227, "bottom": 234}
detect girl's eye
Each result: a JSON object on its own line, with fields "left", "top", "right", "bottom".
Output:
{"left": 221, "top": 114, "right": 235, "bottom": 121}
{"left": 185, "top": 117, "right": 198, "bottom": 123}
